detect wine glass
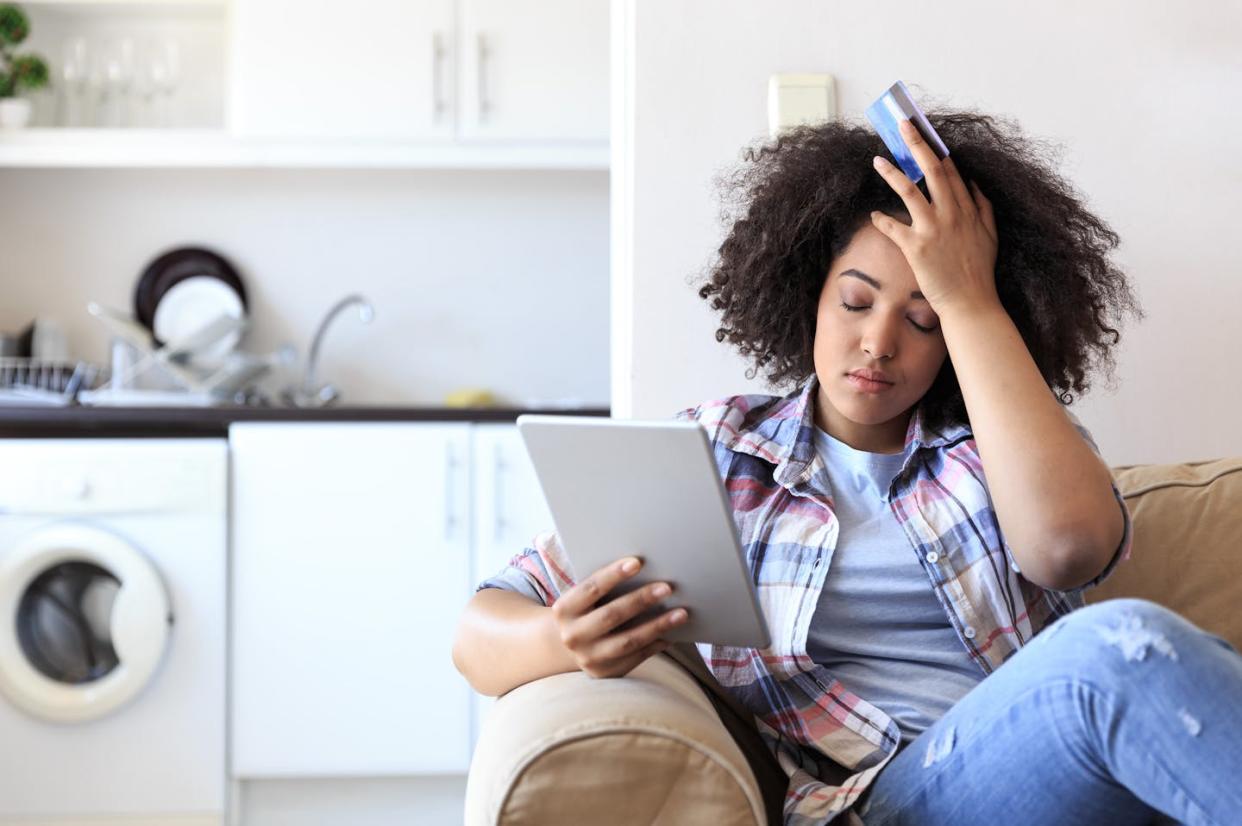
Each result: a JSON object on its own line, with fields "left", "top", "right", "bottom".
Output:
{"left": 85, "top": 45, "right": 108, "bottom": 127}
{"left": 100, "top": 38, "right": 136, "bottom": 128}
{"left": 151, "top": 38, "right": 181, "bottom": 127}
{"left": 133, "top": 38, "right": 162, "bottom": 127}
{"left": 115, "top": 37, "right": 136, "bottom": 127}
{"left": 58, "top": 36, "right": 89, "bottom": 128}
{"left": 87, "top": 38, "right": 134, "bottom": 128}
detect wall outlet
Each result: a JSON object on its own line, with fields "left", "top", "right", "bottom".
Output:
{"left": 767, "top": 73, "right": 836, "bottom": 137}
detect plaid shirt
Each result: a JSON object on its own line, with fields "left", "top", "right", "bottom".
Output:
{"left": 479, "top": 375, "right": 1134, "bottom": 825}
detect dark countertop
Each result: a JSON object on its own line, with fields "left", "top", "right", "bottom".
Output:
{"left": 0, "top": 404, "right": 611, "bottom": 438}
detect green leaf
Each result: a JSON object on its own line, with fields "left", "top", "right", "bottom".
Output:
{"left": 11, "top": 53, "right": 48, "bottom": 92}
{"left": 0, "top": 5, "right": 30, "bottom": 47}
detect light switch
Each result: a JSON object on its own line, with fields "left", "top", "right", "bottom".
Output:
{"left": 767, "top": 73, "right": 836, "bottom": 137}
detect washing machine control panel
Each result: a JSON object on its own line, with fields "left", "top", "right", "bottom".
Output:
{"left": 0, "top": 439, "right": 227, "bottom": 516}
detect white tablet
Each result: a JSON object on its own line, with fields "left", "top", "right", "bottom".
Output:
{"left": 515, "top": 414, "right": 771, "bottom": 649}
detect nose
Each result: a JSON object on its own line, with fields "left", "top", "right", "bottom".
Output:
{"left": 862, "top": 315, "right": 899, "bottom": 360}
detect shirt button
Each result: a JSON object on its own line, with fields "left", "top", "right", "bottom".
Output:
{"left": 963, "top": 626, "right": 977, "bottom": 639}
{"left": 925, "top": 551, "right": 940, "bottom": 564}
{"left": 1010, "top": 560, "right": 1021, "bottom": 573}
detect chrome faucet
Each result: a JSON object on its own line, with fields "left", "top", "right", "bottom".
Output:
{"left": 283, "top": 294, "right": 374, "bottom": 408}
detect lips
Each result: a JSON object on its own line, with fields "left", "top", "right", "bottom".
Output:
{"left": 847, "top": 369, "right": 893, "bottom": 384}
{"left": 844, "top": 367, "right": 894, "bottom": 392}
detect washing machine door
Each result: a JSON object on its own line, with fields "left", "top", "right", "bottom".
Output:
{"left": 0, "top": 524, "right": 172, "bottom": 723}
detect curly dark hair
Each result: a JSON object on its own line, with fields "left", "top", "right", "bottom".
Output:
{"left": 696, "top": 106, "right": 1144, "bottom": 434}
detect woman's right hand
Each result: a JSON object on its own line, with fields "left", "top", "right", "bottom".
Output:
{"left": 550, "top": 556, "right": 689, "bottom": 679}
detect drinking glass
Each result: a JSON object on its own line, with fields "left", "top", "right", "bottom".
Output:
{"left": 151, "top": 38, "right": 181, "bottom": 127}
{"left": 101, "top": 37, "right": 136, "bottom": 127}
{"left": 58, "top": 36, "right": 89, "bottom": 127}
{"left": 133, "top": 37, "right": 161, "bottom": 127}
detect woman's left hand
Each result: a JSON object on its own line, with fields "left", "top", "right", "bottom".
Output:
{"left": 869, "top": 118, "right": 1000, "bottom": 320}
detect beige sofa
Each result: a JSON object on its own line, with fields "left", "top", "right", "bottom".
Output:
{"left": 464, "top": 457, "right": 1242, "bottom": 825}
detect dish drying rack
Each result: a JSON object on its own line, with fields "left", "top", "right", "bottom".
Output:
{"left": 0, "top": 358, "right": 109, "bottom": 406}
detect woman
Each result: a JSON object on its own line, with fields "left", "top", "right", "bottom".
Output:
{"left": 453, "top": 109, "right": 1241, "bottom": 825}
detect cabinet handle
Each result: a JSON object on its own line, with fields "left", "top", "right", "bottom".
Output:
{"left": 493, "top": 443, "right": 506, "bottom": 542}
{"left": 445, "top": 442, "right": 459, "bottom": 542}
{"left": 476, "top": 32, "right": 491, "bottom": 123}
{"left": 432, "top": 31, "right": 448, "bottom": 121}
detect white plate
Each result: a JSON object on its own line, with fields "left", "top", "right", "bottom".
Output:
{"left": 152, "top": 276, "right": 245, "bottom": 368}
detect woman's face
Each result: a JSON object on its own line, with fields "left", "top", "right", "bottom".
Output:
{"left": 812, "top": 220, "right": 949, "bottom": 454}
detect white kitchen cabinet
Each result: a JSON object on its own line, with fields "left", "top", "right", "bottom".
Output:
{"left": 229, "top": 0, "right": 607, "bottom": 143}
{"left": 229, "top": 422, "right": 474, "bottom": 777}
{"left": 458, "top": 0, "right": 610, "bottom": 142}
{"left": 229, "top": 0, "right": 456, "bottom": 140}
{"left": 468, "top": 424, "right": 556, "bottom": 749}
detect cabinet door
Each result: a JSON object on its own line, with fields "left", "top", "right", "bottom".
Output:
{"left": 458, "top": 0, "right": 609, "bottom": 141}
{"left": 230, "top": 423, "right": 473, "bottom": 776}
{"left": 471, "top": 424, "right": 556, "bottom": 583}
{"left": 468, "top": 423, "right": 556, "bottom": 750}
{"left": 230, "top": 0, "right": 455, "bottom": 139}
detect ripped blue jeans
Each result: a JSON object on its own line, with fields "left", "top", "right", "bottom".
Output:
{"left": 857, "top": 598, "right": 1242, "bottom": 826}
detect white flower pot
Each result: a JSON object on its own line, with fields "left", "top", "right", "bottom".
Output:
{"left": 0, "top": 98, "right": 33, "bottom": 129}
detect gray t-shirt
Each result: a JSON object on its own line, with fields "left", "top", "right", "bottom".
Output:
{"left": 808, "top": 426, "right": 984, "bottom": 745}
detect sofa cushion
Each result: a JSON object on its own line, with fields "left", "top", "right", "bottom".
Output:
{"left": 1089, "top": 458, "right": 1242, "bottom": 651}
{"left": 464, "top": 652, "right": 766, "bottom": 825}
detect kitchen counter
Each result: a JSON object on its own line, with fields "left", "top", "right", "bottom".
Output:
{"left": 0, "top": 404, "right": 611, "bottom": 438}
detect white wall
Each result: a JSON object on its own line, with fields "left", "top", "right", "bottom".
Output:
{"left": 0, "top": 168, "right": 609, "bottom": 407}
{"left": 612, "top": 0, "right": 1242, "bottom": 465}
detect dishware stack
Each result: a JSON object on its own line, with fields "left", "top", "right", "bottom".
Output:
{"left": 79, "top": 245, "right": 293, "bottom": 407}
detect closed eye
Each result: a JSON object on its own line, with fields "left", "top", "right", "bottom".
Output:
{"left": 844, "top": 301, "right": 938, "bottom": 332}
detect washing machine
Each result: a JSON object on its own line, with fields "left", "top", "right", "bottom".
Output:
{"left": 0, "top": 438, "right": 228, "bottom": 825}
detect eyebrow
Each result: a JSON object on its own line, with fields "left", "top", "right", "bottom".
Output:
{"left": 839, "top": 269, "right": 926, "bottom": 301}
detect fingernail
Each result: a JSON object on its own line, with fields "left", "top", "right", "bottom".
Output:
{"left": 622, "top": 558, "right": 640, "bottom": 573}
{"left": 873, "top": 156, "right": 887, "bottom": 169}
{"left": 671, "top": 609, "right": 688, "bottom": 623}
{"left": 652, "top": 583, "right": 671, "bottom": 598}
{"left": 899, "top": 118, "right": 915, "bottom": 133}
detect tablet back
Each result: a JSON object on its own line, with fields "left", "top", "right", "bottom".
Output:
{"left": 515, "top": 414, "right": 770, "bottom": 649}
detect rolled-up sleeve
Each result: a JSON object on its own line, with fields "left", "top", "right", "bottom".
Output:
{"left": 474, "top": 529, "right": 578, "bottom": 607}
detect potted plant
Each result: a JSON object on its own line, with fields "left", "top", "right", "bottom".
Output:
{"left": 0, "top": 4, "right": 50, "bottom": 129}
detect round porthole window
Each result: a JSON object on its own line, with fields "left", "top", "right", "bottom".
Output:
{"left": 0, "top": 526, "right": 171, "bottom": 723}
{"left": 17, "top": 561, "right": 122, "bottom": 685}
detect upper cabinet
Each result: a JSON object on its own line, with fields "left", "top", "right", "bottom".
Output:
{"left": 231, "top": 0, "right": 608, "bottom": 143}
{"left": 229, "top": 0, "right": 457, "bottom": 141}
{"left": 458, "top": 0, "right": 609, "bottom": 142}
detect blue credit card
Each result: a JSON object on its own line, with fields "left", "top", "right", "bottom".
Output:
{"left": 864, "top": 80, "right": 949, "bottom": 184}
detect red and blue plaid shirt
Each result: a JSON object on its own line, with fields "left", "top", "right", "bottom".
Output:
{"left": 480, "top": 375, "right": 1133, "bottom": 824}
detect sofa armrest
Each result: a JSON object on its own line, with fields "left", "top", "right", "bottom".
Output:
{"left": 464, "top": 652, "right": 767, "bottom": 826}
